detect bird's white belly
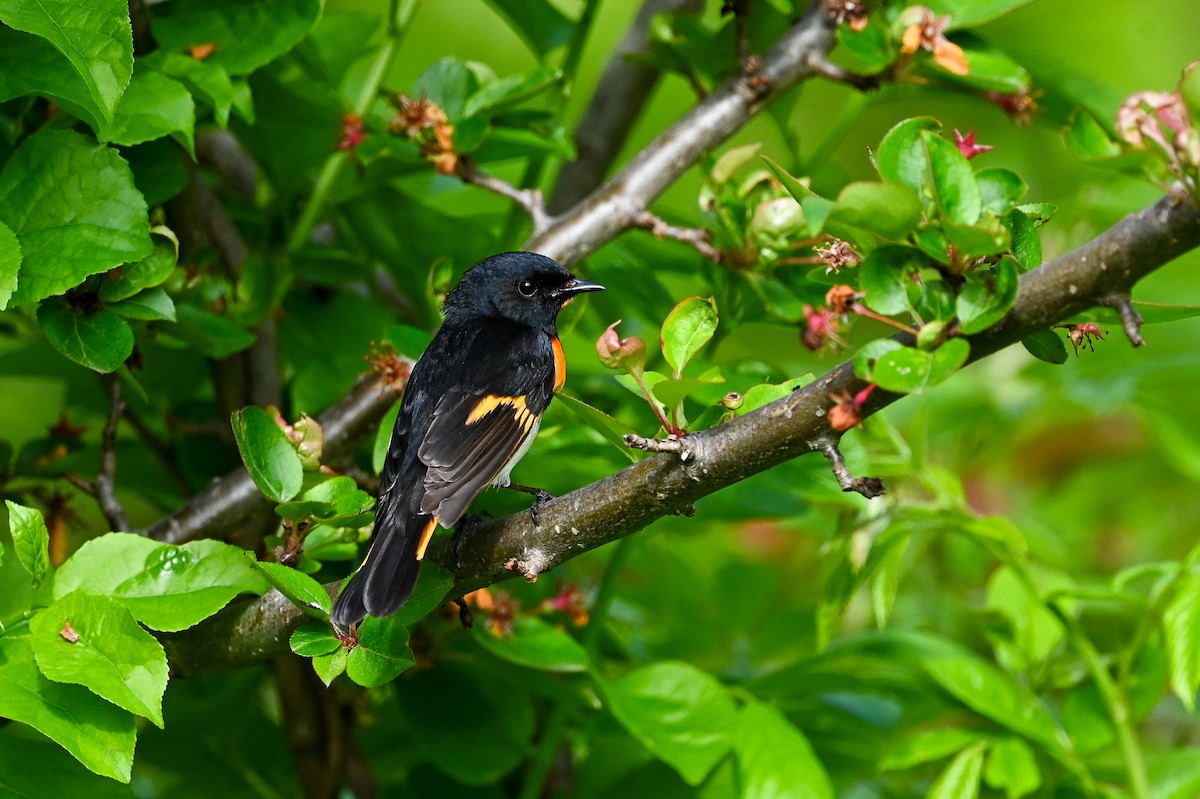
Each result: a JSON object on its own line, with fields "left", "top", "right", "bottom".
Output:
{"left": 491, "top": 417, "right": 540, "bottom": 487}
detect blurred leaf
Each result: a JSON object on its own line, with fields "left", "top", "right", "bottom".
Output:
{"left": 106, "top": 287, "right": 176, "bottom": 322}
{"left": 556, "top": 392, "right": 642, "bottom": 462}
{"left": 924, "top": 0, "right": 1037, "bottom": 27}
{"left": 0, "top": 130, "right": 151, "bottom": 308}
{"left": 483, "top": 0, "right": 574, "bottom": 57}
{"left": 1163, "top": 569, "right": 1200, "bottom": 711}
{"left": 98, "top": 231, "right": 178, "bottom": 302}
{"left": 412, "top": 57, "right": 477, "bottom": 121}
{"left": 927, "top": 741, "right": 986, "bottom": 799}
{"left": 0, "top": 735, "right": 132, "bottom": 798}
{"left": 382, "top": 324, "right": 433, "bottom": 359}
{"left": 652, "top": 375, "right": 725, "bottom": 412}
{"left": 876, "top": 117, "right": 941, "bottom": 190}
{"left": 0, "top": 0, "right": 132, "bottom": 123}
{"left": 880, "top": 727, "right": 988, "bottom": 771}
{"left": 660, "top": 297, "right": 717, "bottom": 377}
{"left": 152, "top": 0, "right": 323, "bottom": 76}
{"left": 734, "top": 701, "right": 833, "bottom": 799}
{"left": 6, "top": 500, "right": 50, "bottom": 589}
{"left": 169, "top": 303, "right": 257, "bottom": 358}
{"left": 290, "top": 623, "right": 342, "bottom": 657}
{"left": 106, "top": 70, "right": 195, "bottom": 154}
{"left": 373, "top": 401, "right": 402, "bottom": 474}
{"left": 30, "top": 591, "right": 169, "bottom": 727}
{"left": 605, "top": 660, "right": 737, "bottom": 786}
{"left": 37, "top": 302, "right": 134, "bottom": 374}
{"left": 924, "top": 130, "right": 982, "bottom": 225}
{"left": 473, "top": 616, "right": 590, "bottom": 672}
{"left": 1064, "top": 106, "right": 1121, "bottom": 160}
{"left": 1091, "top": 301, "right": 1200, "bottom": 326}
{"left": 740, "top": 375, "right": 814, "bottom": 413}
{"left": 983, "top": 737, "right": 1042, "bottom": 799}
{"left": 976, "top": 168, "right": 1027, "bottom": 215}
{"left": 252, "top": 560, "right": 331, "bottom": 619}
{"left": 231, "top": 406, "right": 304, "bottom": 503}
{"left": 860, "top": 245, "right": 924, "bottom": 315}
{"left": 1021, "top": 328, "right": 1068, "bottom": 364}
{"left": 713, "top": 143, "right": 763, "bottom": 184}
{"left": 854, "top": 339, "right": 904, "bottom": 383}
{"left": 465, "top": 66, "right": 562, "bottom": 118}
{"left": 346, "top": 614, "right": 414, "bottom": 687}
{"left": 0, "top": 631, "right": 136, "bottom": 782}
{"left": 1182, "top": 63, "right": 1200, "bottom": 122}
{"left": 836, "top": 16, "right": 893, "bottom": 72}
{"left": 826, "top": 182, "right": 922, "bottom": 239}
{"left": 761, "top": 155, "right": 818, "bottom": 201}
{"left": 957, "top": 259, "right": 1019, "bottom": 335}
{"left": 1149, "top": 749, "right": 1200, "bottom": 799}
{"left": 943, "top": 43, "right": 1030, "bottom": 93}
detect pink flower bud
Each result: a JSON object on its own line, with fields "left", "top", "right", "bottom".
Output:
{"left": 596, "top": 320, "right": 647, "bottom": 375}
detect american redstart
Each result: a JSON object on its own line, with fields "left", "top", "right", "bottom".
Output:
{"left": 331, "top": 252, "right": 604, "bottom": 632}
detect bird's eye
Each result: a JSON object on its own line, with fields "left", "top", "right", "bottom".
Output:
{"left": 517, "top": 279, "right": 536, "bottom": 297}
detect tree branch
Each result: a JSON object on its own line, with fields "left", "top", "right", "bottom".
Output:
{"left": 163, "top": 192, "right": 1200, "bottom": 676}
{"left": 529, "top": 2, "right": 837, "bottom": 265}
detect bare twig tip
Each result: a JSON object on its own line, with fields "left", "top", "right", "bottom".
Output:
{"left": 816, "top": 439, "right": 886, "bottom": 499}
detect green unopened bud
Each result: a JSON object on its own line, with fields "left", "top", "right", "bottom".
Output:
{"left": 917, "top": 320, "right": 946, "bottom": 351}
{"left": 292, "top": 413, "right": 324, "bottom": 471}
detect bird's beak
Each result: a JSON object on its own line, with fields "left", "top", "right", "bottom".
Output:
{"left": 554, "top": 278, "right": 605, "bottom": 298}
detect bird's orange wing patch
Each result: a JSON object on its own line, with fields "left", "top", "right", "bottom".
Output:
{"left": 552, "top": 336, "right": 566, "bottom": 392}
{"left": 466, "top": 394, "right": 529, "bottom": 425}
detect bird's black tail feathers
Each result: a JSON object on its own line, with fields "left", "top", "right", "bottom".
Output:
{"left": 330, "top": 514, "right": 430, "bottom": 632}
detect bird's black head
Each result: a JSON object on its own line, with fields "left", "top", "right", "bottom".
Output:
{"left": 443, "top": 252, "right": 604, "bottom": 332}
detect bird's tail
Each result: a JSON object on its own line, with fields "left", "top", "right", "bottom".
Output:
{"left": 330, "top": 514, "right": 437, "bottom": 632}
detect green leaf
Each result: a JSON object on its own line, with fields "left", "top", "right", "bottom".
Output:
{"left": 976, "top": 168, "right": 1027, "bottom": 215}
{"left": 412, "top": 57, "right": 477, "bottom": 121}
{"left": 312, "top": 647, "right": 348, "bottom": 687}
{"left": 826, "top": 182, "right": 922, "bottom": 239}
{"left": 37, "top": 302, "right": 134, "bottom": 374}
{"left": 957, "top": 259, "right": 1019, "bottom": 335}
{"left": 106, "top": 70, "right": 195, "bottom": 155}
{"left": 1091, "top": 301, "right": 1200, "bottom": 326}
{"left": 1064, "top": 107, "right": 1121, "bottom": 160}
{"left": 944, "top": 217, "right": 1011, "bottom": 257}
{"left": 231, "top": 406, "right": 304, "bottom": 503}
{"left": 943, "top": 44, "right": 1030, "bottom": 93}
{"left": 712, "top": 143, "right": 763, "bottom": 184}
{"left": 373, "top": 400, "right": 402, "bottom": 473}
{"left": 836, "top": 16, "right": 893, "bottom": 72}
{"left": 0, "top": 735, "right": 133, "bottom": 798}
{"left": 929, "top": 338, "right": 970, "bottom": 385}
{"left": 881, "top": 728, "right": 989, "bottom": 771}
{"left": 473, "top": 616, "right": 590, "bottom": 672}
{"left": 390, "top": 561, "right": 455, "bottom": 627}
{"left": 0, "top": 219, "right": 19, "bottom": 309}
{"left": 927, "top": 741, "right": 986, "bottom": 799}
{"left": 924, "top": 0, "right": 1037, "bottom": 27}
{"left": 346, "top": 614, "right": 415, "bottom": 687}
{"left": 463, "top": 66, "right": 562, "bottom": 118}
{"left": 152, "top": 0, "right": 324, "bottom": 76}
{"left": 0, "top": 631, "right": 136, "bottom": 783}
{"left": 0, "top": 0, "right": 133, "bottom": 123}
{"left": 734, "top": 701, "right": 833, "bottom": 799}
{"left": 1021, "top": 328, "right": 1068, "bottom": 364}
{"left": 290, "top": 476, "right": 375, "bottom": 526}
{"left": 556, "top": 392, "right": 641, "bottom": 462}
{"left": 0, "top": 130, "right": 152, "bottom": 307}
{"left": 739, "top": 375, "right": 814, "bottom": 413}
{"left": 1163, "top": 570, "right": 1200, "bottom": 711}
{"left": 381, "top": 323, "right": 433, "bottom": 359}
{"left": 290, "top": 622, "right": 342, "bottom": 658}
{"left": 0, "top": 27, "right": 109, "bottom": 134}
{"left": 983, "top": 737, "right": 1042, "bottom": 799}
{"left": 876, "top": 117, "right": 941, "bottom": 190}
{"left": 872, "top": 346, "right": 933, "bottom": 394}
{"left": 660, "top": 297, "right": 718, "bottom": 377}
{"left": 652, "top": 375, "right": 725, "bottom": 412}
{"left": 604, "top": 660, "right": 737, "bottom": 786}
{"left": 761, "top": 155, "right": 819, "bottom": 201}
{"left": 97, "top": 229, "right": 177, "bottom": 302}
{"left": 143, "top": 51, "right": 234, "bottom": 127}
{"left": 854, "top": 339, "right": 904, "bottom": 382}
{"left": 1182, "top": 63, "right": 1200, "bottom": 123}
{"left": 30, "top": 591, "right": 169, "bottom": 728}
{"left": 483, "top": 0, "right": 574, "bottom": 57}
{"left": 252, "top": 559, "right": 331, "bottom": 618}
{"left": 52, "top": 533, "right": 271, "bottom": 632}
{"left": 168, "top": 303, "right": 257, "bottom": 358}
{"left": 6, "top": 500, "right": 50, "bottom": 589}
{"left": 924, "top": 130, "right": 982, "bottom": 225}
{"left": 106, "top": 287, "right": 176, "bottom": 322}
{"left": 1005, "top": 208, "right": 1042, "bottom": 270}
{"left": 396, "top": 664, "right": 535, "bottom": 784}
{"left": 860, "top": 245, "right": 924, "bottom": 315}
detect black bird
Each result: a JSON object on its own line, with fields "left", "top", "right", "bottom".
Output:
{"left": 331, "top": 252, "right": 604, "bottom": 631}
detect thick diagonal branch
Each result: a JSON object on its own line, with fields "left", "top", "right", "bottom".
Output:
{"left": 164, "top": 193, "right": 1200, "bottom": 677}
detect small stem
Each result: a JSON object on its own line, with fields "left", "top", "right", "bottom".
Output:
{"left": 851, "top": 303, "right": 919, "bottom": 336}
{"left": 286, "top": 0, "right": 416, "bottom": 252}
{"left": 631, "top": 369, "right": 676, "bottom": 434}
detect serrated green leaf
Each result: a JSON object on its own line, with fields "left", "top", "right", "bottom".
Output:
{"left": 660, "top": 297, "right": 717, "bottom": 377}
{"left": 876, "top": 117, "right": 941, "bottom": 190}
{"left": 556, "top": 392, "right": 641, "bottom": 462}
{"left": 827, "top": 182, "right": 922, "bottom": 239}
{"left": 106, "top": 69, "right": 195, "bottom": 154}
{"left": 30, "top": 591, "right": 169, "bottom": 728}
{"left": 860, "top": 245, "right": 924, "bottom": 315}
{"left": 734, "top": 701, "right": 833, "bottom": 799}
{"left": 0, "top": 0, "right": 132, "bottom": 123}
{"left": 6, "top": 500, "right": 50, "bottom": 588}
{"left": 925, "top": 131, "right": 982, "bottom": 225}
{"left": 605, "top": 660, "right": 737, "bottom": 786}
{"left": 252, "top": 559, "right": 332, "bottom": 618}
{"left": 152, "top": 0, "right": 323, "bottom": 76}
{"left": 0, "top": 218, "right": 20, "bottom": 310}
{"left": 412, "top": 57, "right": 477, "bottom": 121}
{"left": 1021, "top": 328, "right": 1068, "bottom": 364}
{"left": 346, "top": 614, "right": 415, "bottom": 687}
{"left": 0, "top": 26, "right": 109, "bottom": 134}
{"left": 231, "top": 406, "right": 304, "bottom": 503}
{"left": 52, "top": 533, "right": 271, "bottom": 632}
{"left": 37, "top": 302, "right": 134, "bottom": 374}
{"left": 290, "top": 622, "right": 342, "bottom": 657}
{"left": 1164, "top": 570, "right": 1200, "bottom": 711}
{"left": 473, "top": 616, "right": 589, "bottom": 672}
{"left": 928, "top": 741, "right": 986, "bottom": 799}
{"left": 957, "top": 258, "right": 1019, "bottom": 335}
{"left": 0, "top": 130, "right": 152, "bottom": 307}
{"left": 143, "top": 51, "right": 234, "bottom": 127}
{"left": 0, "top": 631, "right": 136, "bottom": 783}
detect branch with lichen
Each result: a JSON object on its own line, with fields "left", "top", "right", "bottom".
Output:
{"left": 162, "top": 192, "right": 1200, "bottom": 676}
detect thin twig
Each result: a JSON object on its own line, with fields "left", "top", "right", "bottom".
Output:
{"left": 94, "top": 376, "right": 131, "bottom": 532}
{"left": 633, "top": 211, "right": 723, "bottom": 261}
{"left": 805, "top": 53, "right": 882, "bottom": 90}
{"left": 457, "top": 160, "right": 551, "bottom": 237}
{"left": 1101, "top": 292, "right": 1146, "bottom": 347}
{"left": 814, "top": 438, "right": 886, "bottom": 498}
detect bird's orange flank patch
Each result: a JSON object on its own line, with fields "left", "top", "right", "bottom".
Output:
{"left": 552, "top": 337, "right": 566, "bottom": 392}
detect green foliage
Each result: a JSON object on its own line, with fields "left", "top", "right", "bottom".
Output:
{"left": 0, "top": 0, "right": 1198, "bottom": 796}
